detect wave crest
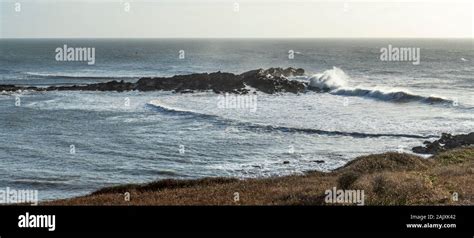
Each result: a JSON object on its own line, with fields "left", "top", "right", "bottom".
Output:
{"left": 308, "top": 66, "right": 348, "bottom": 91}
{"left": 147, "top": 100, "right": 218, "bottom": 119}
{"left": 146, "top": 99, "right": 435, "bottom": 139}
{"left": 308, "top": 67, "right": 451, "bottom": 104}
{"left": 332, "top": 87, "right": 451, "bottom": 104}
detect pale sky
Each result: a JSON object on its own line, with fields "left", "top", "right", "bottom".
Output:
{"left": 1, "top": 0, "right": 473, "bottom": 38}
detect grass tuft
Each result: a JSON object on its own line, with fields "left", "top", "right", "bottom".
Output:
{"left": 43, "top": 147, "right": 474, "bottom": 206}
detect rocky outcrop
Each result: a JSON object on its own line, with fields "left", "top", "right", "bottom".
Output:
{"left": 412, "top": 132, "right": 474, "bottom": 154}
{"left": 49, "top": 80, "right": 135, "bottom": 92}
{"left": 0, "top": 81, "right": 135, "bottom": 92}
{"left": 0, "top": 84, "right": 39, "bottom": 92}
{"left": 241, "top": 67, "right": 305, "bottom": 78}
{"left": 240, "top": 67, "right": 306, "bottom": 94}
{"left": 0, "top": 67, "right": 306, "bottom": 94}
{"left": 136, "top": 67, "right": 306, "bottom": 94}
{"left": 135, "top": 72, "right": 248, "bottom": 93}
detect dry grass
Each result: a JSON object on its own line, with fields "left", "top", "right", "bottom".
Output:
{"left": 43, "top": 147, "right": 474, "bottom": 206}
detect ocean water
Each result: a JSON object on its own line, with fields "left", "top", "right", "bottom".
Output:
{"left": 0, "top": 39, "right": 473, "bottom": 201}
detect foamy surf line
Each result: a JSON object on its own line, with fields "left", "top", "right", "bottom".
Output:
{"left": 330, "top": 88, "right": 452, "bottom": 104}
{"left": 2, "top": 68, "right": 456, "bottom": 107}
{"left": 308, "top": 67, "right": 452, "bottom": 105}
{"left": 146, "top": 100, "right": 436, "bottom": 139}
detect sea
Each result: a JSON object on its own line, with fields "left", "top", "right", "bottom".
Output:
{"left": 0, "top": 38, "right": 473, "bottom": 200}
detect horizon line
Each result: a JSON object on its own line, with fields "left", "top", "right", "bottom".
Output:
{"left": 1, "top": 37, "right": 473, "bottom": 40}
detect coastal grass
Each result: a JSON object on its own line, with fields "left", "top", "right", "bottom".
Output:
{"left": 44, "top": 147, "right": 474, "bottom": 206}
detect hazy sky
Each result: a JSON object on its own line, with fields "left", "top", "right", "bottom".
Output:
{"left": 1, "top": 0, "right": 473, "bottom": 38}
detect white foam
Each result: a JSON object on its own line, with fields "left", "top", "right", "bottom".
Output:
{"left": 148, "top": 99, "right": 191, "bottom": 113}
{"left": 308, "top": 67, "right": 450, "bottom": 104}
{"left": 308, "top": 66, "right": 348, "bottom": 90}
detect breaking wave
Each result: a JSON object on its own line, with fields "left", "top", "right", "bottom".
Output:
{"left": 308, "top": 67, "right": 452, "bottom": 104}
{"left": 146, "top": 99, "right": 436, "bottom": 139}
{"left": 331, "top": 87, "right": 451, "bottom": 104}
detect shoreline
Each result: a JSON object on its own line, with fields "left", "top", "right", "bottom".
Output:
{"left": 43, "top": 145, "right": 473, "bottom": 206}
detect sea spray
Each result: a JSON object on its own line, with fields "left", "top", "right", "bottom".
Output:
{"left": 308, "top": 67, "right": 349, "bottom": 91}
{"left": 308, "top": 67, "right": 450, "bottom": 104}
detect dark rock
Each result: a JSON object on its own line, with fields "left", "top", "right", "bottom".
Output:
{"left": 412, "top": 132, "right": 474, "bottom": 154}
{"left": 0, "top": 68, "right": 308, "bottom": 95}
{"left": 261, "top": 67, "right": 305, "bottom": 78}
{"left": 412, "top": 146, "right": 426, "bottom": 154}
{"left": 283, "top": 161, "right": 290, "bottom": 164}
{"left": 240, "top": 68, "right": 306, "bottom": 94}
{"left": 240, "top": 67, "right": 304, "bottom": 79}
{"left": 0, "top": 85, "right": 27, "bottom": 92}
{"left": 45, "top": 80, "right": 135, "bottom": 92}
{"left": 135, "top": 72, "right": 245, "bottom": 93}
{"left": 295, "top": 68, "right": 305, "bottom": 76}
{"left": 312, "top": 160, "right": 325, "bottom": 163}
